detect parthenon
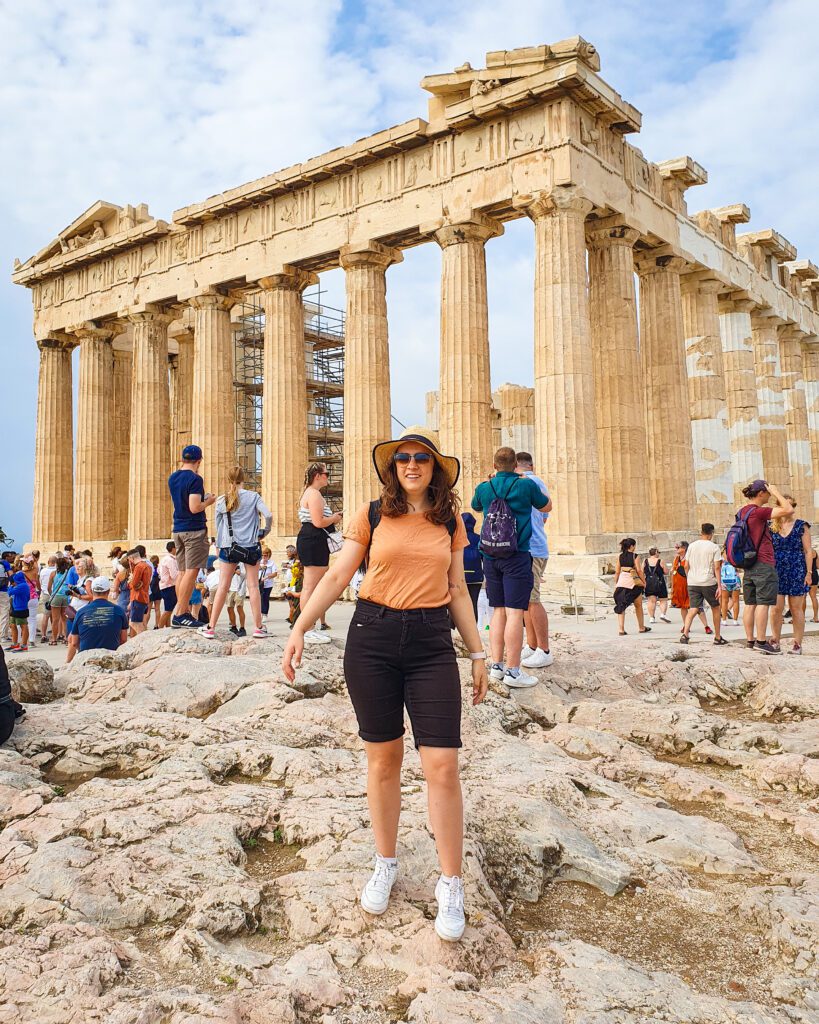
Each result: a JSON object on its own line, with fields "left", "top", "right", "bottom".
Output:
{"left": 14, "top": 38, "right": 819, "bottom": 557}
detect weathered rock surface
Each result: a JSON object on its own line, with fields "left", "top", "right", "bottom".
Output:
{"left": 1, "top": 627, "right": 817, "bottom": 1021}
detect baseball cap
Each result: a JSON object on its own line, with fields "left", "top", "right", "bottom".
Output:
{"left": 749, "top": 479, "right": 769, "bottom": 493}
{"left": 182, "top": 444, "right": 203, "bottom": 462}
{"left": 91, "top": 576, "right": 111, "bottom": 593}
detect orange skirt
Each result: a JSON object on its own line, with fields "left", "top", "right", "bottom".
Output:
{"left": 671, "top": 566, "right": 689, "bottom": 609}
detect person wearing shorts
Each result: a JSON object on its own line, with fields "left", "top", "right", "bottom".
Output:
{"left": 296, "top": 463, "right": 343, "bottom": 646}
{"left": 471, "top": 447, "right": 550, "bottom": 689}
{"left": 515, "top": 452, "right": 553, "bottom": 670}
{"left": 168, "top": 444, "right": 216, "bottom": 628}
{"left": 282, "top": 426, "right": 488, "bottom": 944}
{"left": 681, "top": 524, "right": 726, "bottom": 646}
{"left": 126, "top": 549, "right": 152, "bottom": 636}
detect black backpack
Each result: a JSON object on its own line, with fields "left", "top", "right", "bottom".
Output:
{"left": 361, "top": 500, "right": 456, "bottom": 570}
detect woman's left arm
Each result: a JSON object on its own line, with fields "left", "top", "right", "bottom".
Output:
{"left": 447, "top": 549, "right": 488, "bottom": 706}
{"left": 802, "top": 524, "right": 812, "bottom": 586}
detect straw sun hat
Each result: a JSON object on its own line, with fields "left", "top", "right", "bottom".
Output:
{"left": 372, "top": 426, "right": 461, "bottom": 488}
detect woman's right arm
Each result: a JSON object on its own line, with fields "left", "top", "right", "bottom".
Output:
{"left": 768, "top": 485, "right": 794, "bottom": 519}
{"left": 307, "top": 488, "right": 341, "bottom": 528}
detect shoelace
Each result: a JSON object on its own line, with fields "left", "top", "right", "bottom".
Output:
{"left": 443, "top": 877, "right": 464, "bottom": 915}
{"left": 370, "top": 861, "right": 394, "bottom": 894}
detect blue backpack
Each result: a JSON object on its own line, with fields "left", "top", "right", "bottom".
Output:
{"left": 725, "top": 506, "right": 761, "bottom": 569}
{"left": 479, "top": 478, "right": 519, "bottom": 558}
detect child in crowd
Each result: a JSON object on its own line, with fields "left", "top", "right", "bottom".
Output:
{"left": 7, "top": 572, "right": 32, "bottom": 652}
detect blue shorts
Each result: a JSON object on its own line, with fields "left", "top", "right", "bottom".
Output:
{"left": 190, "top": 588, "right": 202, "bottom": 606}
{"left": 159, "top": 586, "right": 177, "bottom": 611}
{"left": 482, "top": 550, "right": 534, "bottom": 611}
{"left": 130, "top": 600, "right": 148, "bottom": 624}
{"left": 722, "top": 581, "right": 740, "bottom": 592}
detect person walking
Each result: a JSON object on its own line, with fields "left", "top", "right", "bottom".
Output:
{"left": 281, "top": 426, "right": 487, "bottom": 943}
{"left": 671, "top": 541, "right": 710, "bottom": 634}
{"left": 719, "top": 551, "right": 742, "bottom": 626}
{"left": 259, "top": 547, "right": 278, "bottom": 620}
{"left": 643, "top": 548, "right": 671, "bottom": 623}
{"left": 613, "top": 539, "right": 650, "bottom": 635}
{"left": 735, "top": 480, "right": 793, "bottom": 654}
{"left": 158, "top": 542, "right": 179, "bottom": 628}
{"left": 199, "top": 466, "right": 272, "bottom": 640}
{"left": 515, "top": 452, "right": 553, "bottom": 670}
{"left": 67, "top": 576, "right": 129, "bottom": 663}
{"left": 126, "top": 548, "right": 152, "bottom": 636}
{"left": 680, "top": 524, "right": 726, "bottom": 646}
{"left": 471, "top": 447, "right": 550, "bottom": 688}
{"left": 770, "top": 496, "right": 811, "bottom": 655}
{"left": 296, "top": 463, "right": 343, "bottom": 645}
{"left": 168, "top": 444, "right": 216, "bottom": 628}
{"left": 808, "top": 546, "right": 819, "bottom": 623}
{"left": 47, "top": 556, "right": 72, "bottom": 644}
{"left": 460, "top": 513, "right": 484, "bottom": 621}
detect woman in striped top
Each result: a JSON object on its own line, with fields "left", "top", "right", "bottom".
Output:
{"left": 297, "top": 462, "right": 342, "bottom": 645}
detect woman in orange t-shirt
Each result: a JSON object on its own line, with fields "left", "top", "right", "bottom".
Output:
{"left": 282, "top": 427, "right": 488, "bottom": 944}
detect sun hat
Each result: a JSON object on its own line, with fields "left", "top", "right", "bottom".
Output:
{"left": 372, "top": 426, "right": 460, "bottom": 488}
{"left": 91, "top": 576, "right": 112, "bottom": 593}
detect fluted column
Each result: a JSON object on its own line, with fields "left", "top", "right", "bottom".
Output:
{"left": 496, "top": 383, "right": 535, "bottom": 454}
{"left": 680, "top": 274, "right": 733, "bottom": 526}
{"left": 751, "top": 312, "right": 790, "bottom": 487}
{"left": 190, "top": 293, "right": 235, "bottom": 526}
{"left": 339, "top": 241, "right": 403, "bottom": 515}
{"left": 718, "top": 295, "right": 764, "bottom": 504}
{"left": 171, "top": 326, "right": 194, "bottom": 464}
{"left": 111, "top": 346, "right": 132, "bottom": 537}
{"left": 801, "top": 342, "right": 819, "bottom": 514}
{"left": 433, "top": 214, "right": 503, "bottom": 504}
{"left": 780, "top": 326, "right": 814, "bottom": 517}
{"left": 524, "top": 188, "right": 601, "bottom": 542}
{"left": 587, "top": 220, "right": 650, "bottom": 533}
{"left": 74, "top": 322, "right": 126, "bottom": 540}
{"left": 259, "top": 268, "right": 318, "bottom": 538}
{"left": 32, "top": 336, "right": 75, "bottom": 544}
{"left": 635, "top": 251, "right": 697, "bottom": 531}
{"left": 127, "top": 308, "right": 173, "bottom": 540}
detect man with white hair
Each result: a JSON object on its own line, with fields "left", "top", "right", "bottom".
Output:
{"left": 66, "top": 576, "right": 129, "bottom": 663}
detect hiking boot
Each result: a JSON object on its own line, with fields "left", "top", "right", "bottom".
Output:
{"left": 522, "top": 648, "right": 554, "bottom": 669}
{"left": 502, "top": 669, "right": 538, "bottom": 689}
{"left": 434, "top": 875, "right": 465, "bottom": 942}
{"left": 488, "top": 662, "right": 506, "bottom": 681}
{"left": 360, "top": 855, "right": 398, "bottom": 915}
{"left": 756, "top": 641, "right": 782, "bottom": 655}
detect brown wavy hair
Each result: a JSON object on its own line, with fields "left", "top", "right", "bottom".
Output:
{"left": 380, "top": 458, "right": 460, "bottom": 525}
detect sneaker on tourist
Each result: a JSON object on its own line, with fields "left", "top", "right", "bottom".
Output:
{"left": 237, "top": 627, "right": 247, "bottom": 638}
{"left": 746, "top": 639, "right": 756, "bottom": 649}
{"left": 252, "top": 626, "right": 270, "bottom": 639}
{"left": 522, "top": 648, "right": 554, "bottom": 669}
{"left": 648, "top": 616, "right": 656, "bottom": 624}
{"left": 319, "top": 623, "right": 331, "bottom": 631}
{"left": 360, "top": 854, "right": 398, "bottom": 915}
{"left": 198, "top": 625, "right": 216, "bottom": 639}
{"left": 229, "top": 625, "right": 240, "bottom": 636}
{"left": 789, "top": 643, "right": 802, "bottom": 655}
{"left": 521, "top": 644, "right": 536, "bottom": 660}
{"left": 756, "top": 641, "right": 782, "bottom": 655}
{"left": 704, "top": 625, "right": 713, "bottom": 635}
{"left": 172, "top": 613, "right": 199, "bottom": 629}
{"left": 659, "top": 614, "right": 672, "bottom": 623}
{"left": 502, "top": 668, "right": 538, "bottom": 689}
{"left": 12, "top": 645, "right": 28, "bottom": 653}
{"left": 303, "top": 629, "right": 331, "bottom": 645}
{"left": 6, "top": 645, "right": 21, "bottom": 653}
{"left": 488, "top": 662, "right": 506, "bottom": 681}
{"left": 434, "top": 875, "right": 465, "bottom": 942}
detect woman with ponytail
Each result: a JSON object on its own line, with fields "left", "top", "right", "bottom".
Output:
{"left": 296, "top": 462, "right": 342, "bottom": 645}
{"left": 199, "top": 466, "right": 273, "bottom": 640}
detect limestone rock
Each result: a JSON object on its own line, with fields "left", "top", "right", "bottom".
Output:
{"left": 8, "top": 657, "right": 62, "bottom": 703}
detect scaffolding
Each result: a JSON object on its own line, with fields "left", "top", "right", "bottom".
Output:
{"left": 233, "top": 286, "right": 345, "bottom": 509}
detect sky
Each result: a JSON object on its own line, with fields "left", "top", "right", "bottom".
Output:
{"left": 1, "top": 0, "right": 817, "bottom": 544}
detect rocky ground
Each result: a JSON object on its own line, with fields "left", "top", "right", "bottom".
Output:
{"left": 1, "top": 625, "right": 817, "bottom": 1023}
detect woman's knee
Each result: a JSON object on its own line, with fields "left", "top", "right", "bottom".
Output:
{"left": 366, "top": 740, "right": 403, "bottom": 782}
{"left": 421, "top": 748, "right": 460, "bottom": 788}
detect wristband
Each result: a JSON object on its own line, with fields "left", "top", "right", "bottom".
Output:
{"left": 469, "top": 651, "right": 487, "bottom": 661}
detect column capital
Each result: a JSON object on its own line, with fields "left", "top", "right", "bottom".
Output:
{"left": 339, "top": 240, "right": 404, "bottom": 271}
{"left": 430, "top": 212, "right": 503, "bottom": 248}
{"left": 585, "top": 218, "right": 640, "bottom": 248}
{"left": 778, "top": 323, "right": 805, "bottom": 343}
{"left": 717, "top": 291, "right": 757, "bottom": 315}
{"left": 634, "top": 248, "right": 687, "bottom": 276}
{"left": 123, "top": 303, "right": 175, "bottom": 327}
{"left": 36, "top": 333, "right": 76, "bottom": 353}
{"left": 69, "top": 320, "right": 127, "bottom": 343}
{"left": 188, "top": 289, "right": 234, "bottom": 312}
{"left": 514, "top": 187, "right": 592, "bottom": 221}
{"left": 257, "top": 266, "right": 318, "bottom": 293}
{"left": 750, "top": 307, "right": 786, "bottom": 329}
{"left": 679, "top": 270, "right": 723, "bottom": 295}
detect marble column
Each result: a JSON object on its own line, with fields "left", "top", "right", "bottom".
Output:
{"left": 495, "top": 383, "right": 535, "bottom": 454}
{"left": 111, "top": 346, "right": 132, "bottom": 538}
{"left": 780, "top": 325, "right": 815, "bottom": 518}
{"left": 127, "top": 308, "right": 173, "bottom": 540}
{"left": 635, "top": 251, "right": 697, "bottom": 531}
{"left": 259, "top": 268, "right": 318, "bottom": 538}
{"left": 587, "top": 220, "right": 650, "bottom": 533}
{"left": 680, "top": 274, "right": 733, "bottom": 526}
{"left": 801, "top": 341, "right": 819, "bottom": 515}
{"left": 339, "top": 241, "right": 403, "bottom": 516}
{"left": 172, "top": 326, "right": 194, "bottom": 465}
{"left": 718, "top": 295, "right": 764, "bottom": 505}
{"left": 32, "top": 336, "right": 75, "bottom": 544}
{"left": 751, "top": 312, "right": 790, "bottom": 487}
{"left": 524, "top": 188, "right": 601, "bottom": 542}
{"left": 74, "top": 323, "right": 122, "bottom": 540}
{"left": 433, "top": 213, "right": 503, "bottom": 504}
{"left": 190, "top": 293, "right": 235, "bottom": 527}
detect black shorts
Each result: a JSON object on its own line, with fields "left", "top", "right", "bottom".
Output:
{"left": 159, "top": 586, "right": 177, "bottom": 612}
{"left": 297, "top": 523, "right": 330, "bottom": 567}
{"left": 343, "top": 599, "right": 462, "bottom": 748}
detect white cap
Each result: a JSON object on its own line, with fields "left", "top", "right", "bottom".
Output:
{"left": 91, "top": 575, "right": 111, "bottom": 593}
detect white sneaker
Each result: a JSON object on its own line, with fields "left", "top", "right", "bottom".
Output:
{"left": 488, "top": 662, "right": 506, "bottom": 681}
{"left": 502, "top": 669, "right": 538, "bottom": 689}
{"left": 435, "top": 875, "right": 465, "bottom": 941}
{"left": 198, "top": 625, "right": 216, "bottom": 639}
{"left": 252, "top": 626, "right": 270, "bottom": 639}
{"left": 303, "top": 629, "right": 331, "bottom": 645}
{"left": 659, "top": 614, "right": 671, "bottom": 623}
{"left": 521, "top": 648, "right": 554, "bottom": 669}
{"left": 521, "top": 644, "right": 535, "bottom": 660}
{"left": 361, "top": 855, "right": 398, "bottom": 915}
{"left": 649, "top": 617, "right": 656, "bottom": 624}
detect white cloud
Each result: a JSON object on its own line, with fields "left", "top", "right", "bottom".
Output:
{"left": 0, "top": 0, "right": 815, "bottom": 543}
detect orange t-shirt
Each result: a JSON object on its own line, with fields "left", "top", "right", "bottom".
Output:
{"left": 344, "top": 504, "right": 468, "bottom": 610}
{"left": 129, "top": 561, "right": 152, "bottom": 605}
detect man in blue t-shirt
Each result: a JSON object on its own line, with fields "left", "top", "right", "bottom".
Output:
{"left": 515, "top": 452, "right": 553, "bottom": 670}
{"left": 66, "top": 576, "right": 129, "bottom": 662}
{"left": 168, "top": 444, "right": 216, "bottom": 629}
{"left": 471, "top": 447, "right": 549, "bottom": 690}
{"left": 0, "top": 553, "right": 13, "bottom": 642}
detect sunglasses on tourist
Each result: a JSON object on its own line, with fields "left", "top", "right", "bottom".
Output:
{"left": 393, "top": 452, "right": 433, "bottom": 465}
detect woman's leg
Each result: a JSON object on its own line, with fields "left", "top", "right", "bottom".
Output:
{"left": 300, "top": 566, "right": 329, "bottom": 630}
{"left": 647, "top": 595, "right": 656, "bottom": 619}
{"left": 720, "top": 589, "right": 728, "bottom": 621}
{"left": 790, "top": 595, "right": 806, "bottom": 647}
{"left": 810, "top": 586, "right": 818, "bottom": 621}
{"left": 245, "top": 564, "right": 262, "bottom": 630}
{"left": 208, "top": 564, "right": 235, "bottom": 631}
{"left": 364, "top": 739, "right": 404, "bottom": 858}
{"left": 770, "top": 595, "right": 785, "bottom": 644}
{"left": 419, "top": 746, "right": 463, "bottom": 878}
{"left": 635, "top": 597, "right": 646, "bottom": 630}
{"left": 658, "top": 597, "right": 668, "bottom": 616}
{"left": 617, "top": 610, "right": 626, "bottom": 634}
{"left": 49, "top": 606, "right": 60, "bottom": 643}
{"left": 732, "top": 590, "right": 740, "bottom": 623}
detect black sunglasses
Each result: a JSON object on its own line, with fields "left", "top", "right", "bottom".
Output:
{"left": 393, "top": 452, "right": 433, "bottom": 465}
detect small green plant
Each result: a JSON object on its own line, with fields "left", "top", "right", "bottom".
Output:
{"left": 241, "top": 835, "right": 258, "bottom": 850}
{"left": 52, "top": 785, "right": 66, "bottom": 797}
{"left": 272, "top": 827, "right": 284, "bottom": 844}
{"left": 256, "top": 924, "right": 268, "bottom": 936}
{"left": 217, "top": 974, "right": 236, "bottom": 987}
